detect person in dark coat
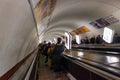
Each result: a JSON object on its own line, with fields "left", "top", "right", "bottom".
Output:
{"left": 113, "top": 33, "right": 119, "bottom": 43}
{"left": 51, "top": 37, "right": 64, "bottom": 72}
{"left": 96, "top": 35, "right": 103, "bottom": 44}
{"left": 90, "top": 36, "right": 96, "bottom": 44}
{"left": 85, "top": 37, "right": 89, "bottom": 44}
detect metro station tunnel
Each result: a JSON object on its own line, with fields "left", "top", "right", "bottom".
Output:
{"left": 0, "top": 0, "right": 120, "bottom": 80}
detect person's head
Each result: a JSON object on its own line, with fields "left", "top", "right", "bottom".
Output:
{"left": 115, "top": 33, "right": 118, "bottom": 36}
{"left": 97, "top": 34, "right": 101, "bottom": 37}
{"left": 43, "top": 41, "right": 46, "bottom": 44}
{"left": 57, "top": 37, "right": 62, "bottom": 44}
{"left": 48, "top": 42, "right": 51, "bottom": 46}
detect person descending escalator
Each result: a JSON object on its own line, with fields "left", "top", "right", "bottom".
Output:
{"left": 51, "top": 37, "right": 65, "bottom": 72}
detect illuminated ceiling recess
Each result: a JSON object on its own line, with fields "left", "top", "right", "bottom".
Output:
{"left": 34, "top": 0, "right": 120, "bottom": 42}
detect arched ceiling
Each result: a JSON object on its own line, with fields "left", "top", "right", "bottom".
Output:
{"left": 37, "top": 0, "right": 120, "bottom": 42}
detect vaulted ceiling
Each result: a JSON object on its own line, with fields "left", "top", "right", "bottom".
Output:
{"left": 34, "top": 0, "right": 120, "bottom": 42}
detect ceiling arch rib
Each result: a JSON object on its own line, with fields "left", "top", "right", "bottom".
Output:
{"left": 44, "top": 30, "right": 66, "bottom": 35}
{"left": 41, "top": 30, "right": 67, "bottom": 41}
{"left": 44, "top": 31, "right": 64, "bottom": 37}
{"left": 43, "top": 21, "right": 79, "bottom": 35}
{"left": 42, "top": 33, "right": 63, "bottom": 41}
{"left": 43, "top": 27, "right": 72, "bottom": 35}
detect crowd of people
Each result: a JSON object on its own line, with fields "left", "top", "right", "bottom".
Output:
{"left": 38, "top": 37, "right": 67, "bottom": 73}
{"left": 72, "top": 33, "right": 120, "bottom": 45}
{"left": 38, "top": 33, "right": 120, "bottom": 72}
{"left": 72, "top": 35, "right": 104, "bottom": 45}
{"left": 82, "top": 35, "right": 104, "bottom": 44}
